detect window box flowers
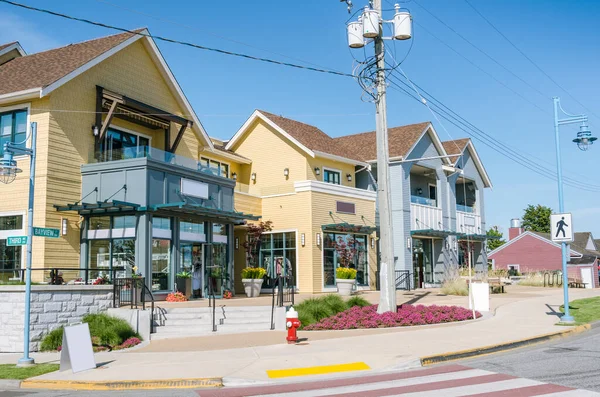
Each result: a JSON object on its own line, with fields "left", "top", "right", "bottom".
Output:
{"left": 241, "top": 267, "right": 266, "bottom": 298}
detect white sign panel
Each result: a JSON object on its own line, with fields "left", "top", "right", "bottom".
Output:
{"left": 550, "top": 213, "right": 574, "bottom": 243}
{"left": 60, "top": 323, "right": 96, "bottom": 373}
{"left": 181, "top": 179, "right": 209, "bottom": 199}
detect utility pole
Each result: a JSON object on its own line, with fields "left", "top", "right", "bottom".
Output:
{"left": 373, "top": 0, "right": 396, "bottom": 314}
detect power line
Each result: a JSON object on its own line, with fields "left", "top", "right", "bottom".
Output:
{"left": 385, "top": 68, "right": 600, "bottom": 192}
{"left": 95, "top": 0, "right": 340, "bottom": 73}
{"left": 0, "top": 0, "right": 354, "bottom": 78}
{"left": 463, "top": 0, "right": 600, "bottom": 124}
{"left": 412, "top": 0, "right": 550, "bottom": 101}
{"left": 414, "top": 21, "right": 548, "bottom": 115}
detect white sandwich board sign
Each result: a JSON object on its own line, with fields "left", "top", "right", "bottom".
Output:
{"left": 550, "top": 213, "right": 574, "bottom": 243}
{"left": 60, "top": 323, "right": 96, "bottom": 373}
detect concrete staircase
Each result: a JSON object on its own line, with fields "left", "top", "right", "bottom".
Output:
{"left": 151, "top": 305, "right": 274, "bottom": 340}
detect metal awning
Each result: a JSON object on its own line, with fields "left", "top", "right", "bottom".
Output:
{"left": 55, "top": 200, "right": 260, "bottom": 224}
{"left": 145, "top": 202, "right": 260, "bottom": 224}
{"left": 321, "top": 223, "right": 377, "bottom": 234}
{"left": 411, "top": 229, "right": 457, "bottom": 238}
{"left": 54, "top": 200, "right": 140, "bottom": 215}
{"left": 457, "top": 233, "right": 499, "bottom": 241}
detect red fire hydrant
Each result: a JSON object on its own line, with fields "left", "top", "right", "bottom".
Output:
{"left": 286, "top": 307, "right": 301, "bottom": 344}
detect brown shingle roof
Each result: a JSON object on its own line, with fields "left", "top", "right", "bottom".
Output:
{"left": 0, "top": 42, "right": 17, "bottom": 52}
{"left": 0, "top": 30, "right": 144, "bottom": 96}
{"left": 332, "top": 122, "right": 431, "bottom": 161}
{"left": 258, "top": 110, "right": 362, "bottom": 161}
{"left": 442, "top": 138, "right": 470, "bottom": 165}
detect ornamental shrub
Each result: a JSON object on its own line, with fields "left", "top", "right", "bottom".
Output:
{"left": 40, "top": 313, "right": 141, "bottom": 352}
{"left": 241, "top": 267, "right": 267, "bottom": 279}
{"left": 166, "top": 292, "right": 188, "bottom": 302}
{"left": 336, "top": 267, "right": 357, "bottom": 280}
{"left": 296, "top": 294, "right": 372, "bottom": 329}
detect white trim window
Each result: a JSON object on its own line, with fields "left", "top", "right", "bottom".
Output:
{"left": 0, "top": 214, "right": 24, "bottom": 280}
{"left": 323, "top": 167, "right": 341, "bottom": 185}
{"left": 98, "top": 127, "right": 151, "bottom": 162}
{"left": 0, "top": 108, "right": 27, "bottom": 156}
{"left": 200, "top": 157, "right": 229, "bottom": 179}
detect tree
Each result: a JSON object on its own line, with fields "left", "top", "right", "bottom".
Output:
{"left": 521, "top": 204, "right": 553, "bottom": 233}
{"left": 242, "top": 221, "right": 273, "bottom": 267}
{"left": 486, "top": 226, "right": 506, "bottom": 252}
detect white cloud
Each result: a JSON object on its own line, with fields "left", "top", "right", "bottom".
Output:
{"left": 0, "top": 12, "right": 61, "bottom": 53}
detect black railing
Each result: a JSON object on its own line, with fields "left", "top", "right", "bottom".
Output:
{"left": 395, "top": 270, "right": 411, "bottom": 291}
{"left": 0, "top": 267, "right": 126, "bottom": 285}
{"left": 207, "top": 272, "right": 217, "bottom": 332}
{"left": 113, "top": 277, "right": 146, "bottom": 309}
{"left": 271, "top": 275, "right": 295, "bottom": 330}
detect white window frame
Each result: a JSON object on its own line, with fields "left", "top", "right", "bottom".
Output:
{"left": 200, "top": 157, "right": 230, "bottom": 178}
{"left": 0, "top": 103, "right": 31, "bottom": 157}
{"left": 507, "top": 264, "right": 520, "bottom": 272}
{"left": 323, "top": 167, "right": 342, "bottom": 185}
{"left": 0, "top": 211, "right": 26, "bottom": 271}
{"left": 428, "top": 183, "right": 438, "bottom": 207}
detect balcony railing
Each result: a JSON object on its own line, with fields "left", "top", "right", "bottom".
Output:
{"left": 456, "top": 204, "right": 475, "bottom": 213}
{"left": 91, "top": 146, "right": 226, "bottom": 178}
{"left": 411, "top": 203, "right": 443, "bottom": 231}
{"left": 457, "top": 211, "right": 482, "bottom": 235}
{"left": 411, "top": 195, "right": 436, "bottom": 207}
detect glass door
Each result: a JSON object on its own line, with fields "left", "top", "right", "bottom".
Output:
{"left": 181, "top": 243, "right": 203, "bottom": 298}
{"left": 203, "top": 243, "right": 227, "bottom": 298}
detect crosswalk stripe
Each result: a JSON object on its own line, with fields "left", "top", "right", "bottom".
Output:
{"left": 253, "top": 369, "right": 495, "bottom": 397}
{"left": 198, "top": 365, "right": 600, "bottom": 397}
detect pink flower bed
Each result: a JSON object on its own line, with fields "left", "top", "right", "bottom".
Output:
{"left": 303, "top": 304, "right": 481, "bottom": 331}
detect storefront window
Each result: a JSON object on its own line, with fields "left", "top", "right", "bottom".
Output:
{"left": 89, "top": 239, "right": 110, "bottom": 279}
{"left": 323, "top": 232, "right": 369, "bottom": 287}
{"left": 86, "top": 215, "right": 137, "bottom": 279}
{"left": 0, "top": 215, "right": 24, "bottom": 282}
{"left": 259, "top": 232, "right": 296, "bottom": 288}
{"left": 152, "top": 239, "right": 171, "bottom": 291}
{"left": 413, "top": 238, "right": 433, "bottom": 288}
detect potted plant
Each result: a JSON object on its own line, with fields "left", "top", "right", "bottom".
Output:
{"left": 241, "top": 267, "right": 267, "bottom": 298}
{"left": 176, "top": 270, "right": 192, "bottom": 299}
{"left": 336, "top": 267, "right": 357, "bottom": 296}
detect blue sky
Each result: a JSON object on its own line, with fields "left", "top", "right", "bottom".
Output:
{"left": 1, "top": 0, "right": 599, "bottom": 238}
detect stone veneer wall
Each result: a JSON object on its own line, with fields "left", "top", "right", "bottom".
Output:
{"left": 0, "top": 285, "right": 113, "bottom": 353}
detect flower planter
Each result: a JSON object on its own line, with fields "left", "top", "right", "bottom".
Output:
{"left": 242, "top": 278, "right": 264, "bottom": 298}
{"left": 176, "top": 278, "right": 192, "bottom": 300}
{"left": 336, "top": 278, "right": 355, "bottom": 296}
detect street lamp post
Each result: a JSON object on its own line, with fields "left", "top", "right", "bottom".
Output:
{"left": 553, "top": 97, "right": 596, "bottom": 324}
{"left": 0, "top": 122, "right": 37, "bottom": 365}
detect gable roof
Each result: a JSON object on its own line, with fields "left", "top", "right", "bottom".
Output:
{"left": 226, "top": 110, "right": 366, "bottom": 165}
{"left": 442, "top": 139, "right": 470, "bottom": 164}
{"left": 332, "top": 122, "right": 435, "bottom": 162}
{"left": 0, "top": 29, "right": 213, "bottom": 149}
{"left": 445, "top": 139, "right": 493, "bottom": 188}
{"left": 488, "top": 230, "right": 584, "bottom": 258}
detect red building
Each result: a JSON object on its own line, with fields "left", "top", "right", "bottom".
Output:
{"left": 488, "top": 219, "right": 599, "bottom": 288}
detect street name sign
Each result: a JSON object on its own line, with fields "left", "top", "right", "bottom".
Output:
{"left": 7, "top": 236, "right": 27, "bottom": 246}
{"left": 550, "top": 213, "right": 574, "bottom": 243}
{"left": 33, "top": 227, "right": 60, "bottom": 238}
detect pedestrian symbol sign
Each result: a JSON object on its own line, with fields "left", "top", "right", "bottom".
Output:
{"left": 550, "top": 213, "right": 573, "bottom": 243}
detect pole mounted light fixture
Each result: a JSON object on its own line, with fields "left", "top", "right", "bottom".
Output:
{"left": 0, "top": 122, "right": 37, "bottom": 366}
{"left": 553, "top": 97, "right": 594, "bottom": 323}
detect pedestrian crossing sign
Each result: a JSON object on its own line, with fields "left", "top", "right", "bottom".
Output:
{"left": 550, "top": 213, "right": 573, "bottom": 243}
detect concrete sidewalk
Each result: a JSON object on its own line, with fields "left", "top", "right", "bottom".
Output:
{"left": 2, "top": 286, "right": 598, "bottom": 387}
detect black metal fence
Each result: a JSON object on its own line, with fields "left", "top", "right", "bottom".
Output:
{"left": 395, "top": 270, "right": 411, "bottom": 291}
{"left": 0, "top": 267, "right": 126, "bottom": 285}
{"left": 271, "top": 275, "right": 295, "bottom": 330}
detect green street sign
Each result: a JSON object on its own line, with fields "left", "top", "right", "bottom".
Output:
{"left": 7, "top": 236, "right": 27, "bottom": 246}
{"left": 33, "top": 227, "right": 60, "bottom": 238}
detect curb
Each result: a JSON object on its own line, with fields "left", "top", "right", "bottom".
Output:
{"left": 0, "top": 379, "right": 21, "bottom": 390}
{"left": 20, "top": 377, "right": 223, "bottom": 391}
{"left": 420, "top": 324, "right": 591, "bottom": 366}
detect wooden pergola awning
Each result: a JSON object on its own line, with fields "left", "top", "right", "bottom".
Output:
{"left": 95, "top": 86, "right": 193, "bottom": 153}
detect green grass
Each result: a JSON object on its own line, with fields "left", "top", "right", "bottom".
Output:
{"left": 0, "top": 364, "right": 59, "bottom": 380}
{"left": 296, "top": 294, "right": 370, "bottom": 329}
{"left": 40, "top": 313, "right": 141, "bottom": 352}
{"left": 559, "top": 296, "right": 600, "bottom": 325}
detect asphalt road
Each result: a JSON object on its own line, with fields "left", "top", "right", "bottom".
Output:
{"left": 464, "top": 324, "right": 600, "bottom": 393}
{"left": 3, "top": 326, "right": 600, "bottom": 396}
